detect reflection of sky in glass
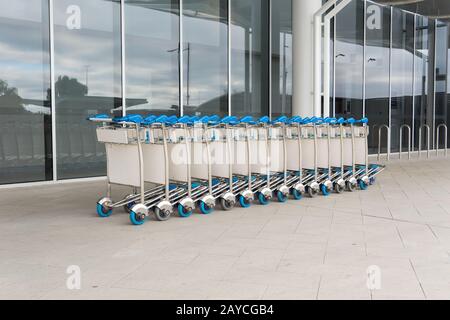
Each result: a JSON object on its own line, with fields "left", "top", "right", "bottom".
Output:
{"left": 230, "top": 0, "right": 269, "bottom": 116}
{"left": 125, "top": 1, "right": 179, "bottom": 112}
{"left": 335, "top": 40, "right": 363, "bottom": 99}
{"left": 0, "top": 0, "right": 49, "bottom": 100}
{"left": 183, "top": 0, "right": 227, "bottom": 112}
{"left": 54, "top": 0, "right": 121, "bottom": 98}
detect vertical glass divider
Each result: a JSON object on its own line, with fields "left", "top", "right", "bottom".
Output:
{"left": 179, "top": 0, "right": 184, "bottom": 116}
{"left": 363, "top": 0, "right": 367, "bottom": 117}
{"left": 433, "top": 21, "right": 437, "bottom": 150}
{"left": 333, "top": 10, "right": 336, "bottom": 118}
{"left": 49, "top": 0, "right": 57, "bottom": 181}
{"left": 412, "top": 14, "right": 416, "bottom": 151}
{"left": 121, "top": 0, "right": 126, "bottom": 116}
{"left": 228, "top": 0, "right": 231, "bottom": 116}
{"left": 268, "top": 0, "right": 272, "bottom": 119}
{"left": 389, "top": 5, "right": 393, "bottom": 155}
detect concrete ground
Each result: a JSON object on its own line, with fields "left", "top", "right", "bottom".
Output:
{"left": 1, "top": 158, "right": 450, "bottom": 300}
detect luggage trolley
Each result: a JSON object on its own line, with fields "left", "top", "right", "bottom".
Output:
{"left": 205, "top": 116, "right": 254, "bottom": 211}
{"left": 125, "top": 114, "right": 189, "bottom": 224}
{"left": 137, "top": 114, "right": 219, "bottom": 220}
{"left": 264, "top": 116, "right": 301, "bottom": 203}
{"left": 89, "top": 114, "right": 175, "bottom": 221}
{"left": 325, "top": 117, "right": 355, "bottom": 193}
{"left": 284, "top": 116, "right": 319, "bottom": 200}
{"left": 343, "top": 118, "right": 385, "bottom": 190}
{"left": 291, "top": 117, "right": 329, "bottom": 197}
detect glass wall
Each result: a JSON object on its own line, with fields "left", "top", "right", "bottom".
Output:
{"left": 390, "top": 9, "right": 414, "bottom": 153}
{"left": 334, "top": 0, "right": 365, "bottom": 119}
{"left": 413, "top": 16, "right": 432, "bottom": 150}
{"left": 230, "top": 0, "right": 270, "bottom": 118}
{"left": 365, "top": 2, "right": 391, "bottom": 154}
{"left": 183, "top": 0, "right": 228, "bottom": 116}
{"left": 124, "top": 0, "right": 179, "bottom": 116}
{"left": 53, "top": 0, "right": 122, "bottom": 179}
{"left": 0, "top": 0, "right": 52, "bottom": 184}
{"left": 435, "top": 21, "right": 448, "bottom": 149}
{"left": 271, "top": 0, "right": 292, "bottom": 118}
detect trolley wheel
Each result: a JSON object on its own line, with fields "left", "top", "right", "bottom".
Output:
{"left": 334, "top": 183, "right": 344, "bottom": 194}
{"left": 291, "top": 188, "right": 303, "bottom": 200}
{"left": 320, "top": 184, "right": 330, "bottom": 196}
{"left": 129, "top": 211, "right": 146, "bottom": 226}
{"left": 257, "top": 192, "right": 270, "bottom": 205}
{"left": 276, "top": 191, "right": 288, "bottom": 203}
{"left": 358, "top": 180, "right": 368, "bottom": 191}
{"left": 96, "top": 203, "right": 112, "bottom": 218}
{"left": 123, "top": 201, "right": 136, "bottom": 214}
{"left": 199, "top": 201, "right": 214, "bottom": 215}
{"left": 177, "top": 204, "right": 193, "bottom": 218}
{"left": 238, "top": 195, "right": 252, "bottom": 208}
{"left": 346, "top": 181, "right": 357, "bottom": 192}
{"left": 306, "top": 186, "right": 317, "bottom": 198}
{"left": 154, "top": 207, "right": 172, "bottom": 221}
{"left": 220, "top": 198, "right": 235, "bottom": 211}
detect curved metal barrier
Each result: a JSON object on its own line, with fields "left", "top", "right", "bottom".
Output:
{"left": 436, "top": 124, "right": 448, "bottom": 157}
{"left": 418, "top": 124, "right": 431, "bottom": 159}
{"left": 377, "top": 125, "right": 390, "bottom": 161}
{"left": 399, "top": 124, "right": 412, "bottom": 160}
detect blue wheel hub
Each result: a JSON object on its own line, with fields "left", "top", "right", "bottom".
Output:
{"left": 238, "top": 195, "right": 251, "bottom": 208}
{"left": 178, "top": 204, "right": 193, "bottom": 218}
{"left": 199, "top": 201, "right": 214, "bottom": 215}
{"left": 257, "top": 192, "right": 270, "bottom": 205}
{"left": 291, "top": 188, "right": 303, "bottom": 200}
{"left": 358, "top": 180, "right": 368, "bottom": 190}
{"left": 129, "top": 211, "right": 146, "bottom": 225}
{"left": 96, "top": 203, "right": 112, "bottom": 218}
{"left": 276, "top": 191, "right": 288, "bottom": 203}
{"left": 320, "top": 184, "right": 330, "bottom": 196}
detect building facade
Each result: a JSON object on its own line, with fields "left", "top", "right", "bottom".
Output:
{"left": 0, "top": 0, "right": 449, "bottom": 186}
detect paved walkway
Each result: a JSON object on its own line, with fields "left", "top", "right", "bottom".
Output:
{"left": 1, "top": 158, "right": 450, "bottom": 300}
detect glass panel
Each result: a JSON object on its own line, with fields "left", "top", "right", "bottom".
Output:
{"left": 390, "top": 9, "right": 414, "bottom": 153}
{"left": 435, "top": 21, "right": 448, "bottom": 149}
{"left": 334, "top": 0, "right": 364, "bottom": 119}
{"left": 54, "top": 0, "right": 122, "bottom": 179}
{"left": 183, "top": 0, "right": 228, "bottom": 116}
{"left": 365, "top": 2, "right": 391, "bottom": 154}
{"left": 0, "top": 0, "right": 52, "bottom": 184}
{"left": 414, "top": 16, "right": 431, "bottom": 150}
{"left": 230, "top": 0, "right": 269, "bottom": 118}
{"left": 125, "top": 0, "right": 179, "bottom": 116}
{"left": 271, "top": 0, "right": 292, "bottom": 118}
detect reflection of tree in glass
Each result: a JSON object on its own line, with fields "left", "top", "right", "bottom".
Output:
{"left": 0, "top": 79, "right": 19, "bottom": 97}
{"left": 0, "top": 79, "right": 24, "bottom": 113}
{"left": 55, "top": 75, "right": 87, "bottom": 97}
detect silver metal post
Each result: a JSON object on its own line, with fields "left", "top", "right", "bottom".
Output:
{"left": 245, "top": 125, "right": 252, "bottom": 191}
{"left": 205, "top": 124, "right": 213, "bottom": 195}
{"left": 136, "top": 124, "right": 145, "bottom": 204}
{"left": 418, "top": 124, "right": 431, "bottom": 159}
{"left": 399, "top": 124, "right": 412, "bottom": 160}
{"left": 297, "top": 123, "right": 303, "bottom": 181}
{"left": 436, "top": 124, "right": 448, "bottom": 157}
{"left": 377, "top": 125, "right": 391, "bottom": 161}
{"left": 184, "top": 125, "right": 192, "bottom": 197}
{"left": 161, "top": 124, "right": 170, "bottom": 201}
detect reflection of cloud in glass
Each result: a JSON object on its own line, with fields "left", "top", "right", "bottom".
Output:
{"left": 335, "top": 41, "right": 432, "bottom": 100}
{"left": 125, "top": 1, "right": 179, "bottom": 112}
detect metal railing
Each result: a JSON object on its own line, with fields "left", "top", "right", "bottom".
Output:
{"left": 418, "top": 124, "right": 431, "bottom": 159}
{"left": 399, "top": 124, "right": 412, "bottom": 160}
{"left": 377, "top": 125, "right": 390, "bottom": 161}
{"left": 436, "top": 124, "right": 448, "bottom": 157}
